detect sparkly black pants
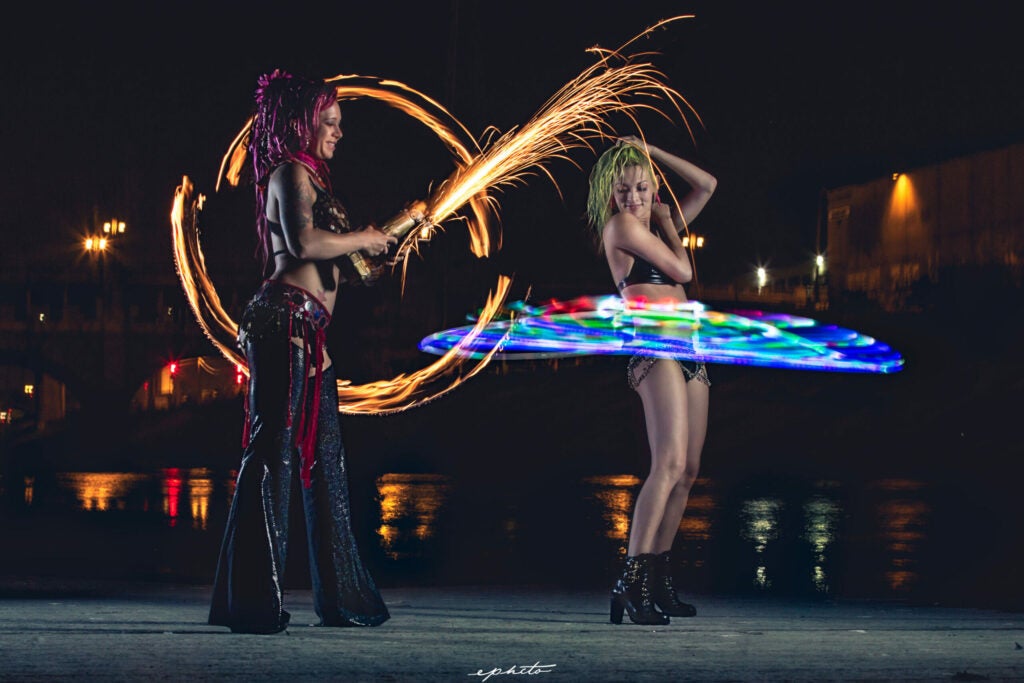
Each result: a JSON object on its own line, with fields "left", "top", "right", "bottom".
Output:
{"left": 209, "top": 324, "right": 389, "bottom": 630}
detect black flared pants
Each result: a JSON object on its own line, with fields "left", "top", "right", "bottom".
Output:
{"left": 209, "top": 333, "right": 389, "bottom": 631}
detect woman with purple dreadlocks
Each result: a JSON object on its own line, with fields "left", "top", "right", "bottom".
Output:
{"left": 208, "top": 70, "right": 396, "bottom": 633}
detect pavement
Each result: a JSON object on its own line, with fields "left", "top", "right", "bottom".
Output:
{"left": 1, "top": 578, "right": 1023, "bottom": 682}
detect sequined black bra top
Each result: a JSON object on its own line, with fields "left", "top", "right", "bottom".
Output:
{"left": 616, "top": 225, "right": 679, "bottom": 291}
{"left": 267, "top": 168, "right": 353, "bottom": 292}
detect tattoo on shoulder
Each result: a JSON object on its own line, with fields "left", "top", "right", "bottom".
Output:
{"left": 284, "top": 169, "right": 316, "bottom": 234}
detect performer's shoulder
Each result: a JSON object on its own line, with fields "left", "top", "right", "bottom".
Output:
{"left": 604, "top": 213, "right": 646, "bottom": 241}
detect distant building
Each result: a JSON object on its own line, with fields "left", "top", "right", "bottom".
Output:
{"left": 826, "top": 143, "right": 1024, "bottom": 311}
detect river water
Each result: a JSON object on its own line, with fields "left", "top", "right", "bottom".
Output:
{"left": 2, "top": 465, "right": 1018, "bottom": 611}
{"left": 3, "top": 309, "right": 1022, "bottom": 611}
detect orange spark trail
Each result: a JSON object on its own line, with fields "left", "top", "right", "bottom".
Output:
{"left": 171, "top": 177, "right": 243, "bottom": 369}
{"left": 172, "top": 16, "right": 701, "bottom": 415}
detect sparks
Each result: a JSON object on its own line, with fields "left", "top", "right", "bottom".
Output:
{"left": 173, "top": 16, "right": 704, "bottom": 413}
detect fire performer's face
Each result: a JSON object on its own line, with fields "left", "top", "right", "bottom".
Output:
{"left": 613, "top": 165, "right": 654, "bottom": 223}
{"left": 310, "top": 102, "right": 343, "bottom": 160}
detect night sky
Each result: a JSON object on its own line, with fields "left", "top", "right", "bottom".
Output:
{"left": 4, "top": 1, "right": 1022, "bottom": 292}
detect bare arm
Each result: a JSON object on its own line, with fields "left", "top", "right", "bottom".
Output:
{"left": 620, "top": 136, "right": 717, "bottom": 230}
{"left": 604, "top": 211, "right": 692, "bottom": 284}
{"left": 269, "top": 164, "right": 395, "bottom": 259}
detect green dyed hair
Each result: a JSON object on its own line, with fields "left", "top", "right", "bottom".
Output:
{"left": 585, "top": 143, "right": 657, "bottom": 249}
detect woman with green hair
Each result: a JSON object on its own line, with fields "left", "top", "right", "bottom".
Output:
{"left": 587, "top": 135, "right": 717, "bottom": 625}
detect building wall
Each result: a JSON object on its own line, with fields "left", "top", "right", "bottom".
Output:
{"left": 826, "top": 143, "right": 1024, "bottom": 309}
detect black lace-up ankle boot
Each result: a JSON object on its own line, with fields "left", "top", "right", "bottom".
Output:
{"left": 609, "top": 554, "right": 670, "bottom": 625}
{"left": 651, "top": 551, "right": 696, "bottom": 617}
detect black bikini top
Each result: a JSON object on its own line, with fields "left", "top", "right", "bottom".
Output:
{"left": 268, "top": 171, "right": 353, "bottom": 291}
{"left": 616, "top": 225, "right": 679, "bottom": 290}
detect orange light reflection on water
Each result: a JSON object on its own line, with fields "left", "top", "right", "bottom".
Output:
{"left": 56, "top": 470, "right": 216, "bottom": 529}
{"left": 376, "top": 473, "right": 452, "bottom": 559}
{"left": 874, "top": 479, "right": 930, "bottom": 593}
{"left": 60, "top": 472, "right": 148, "bottom": 512}
{"left": 582, "top": 475, "right": 640, "bottom": 555}
{"left": 187, "top": 469, "right": 214, "bottom": 531}
{"left": 678, "top": 480, "right": 714, "bottom": 540}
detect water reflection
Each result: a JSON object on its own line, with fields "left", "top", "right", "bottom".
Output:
{"left": 582, "top": 474, "right": 640, "bottom": 551}
{"left": 59, "top": 472, "right": 149, "bottom": 512}
{"left": 5, "top": 468, "right": 951, "bottom": 602}
{"left": 188, "top": 471, "right": 214, "bottom": 530}
{"left": 54, "top": 469, "right": 216, "bottom": 530}
{"left": 157, "top": 468, "right": 215, "bottom": 530}
{"left": 873, "top": 478, "right": 931, "bottom": 593}
{"left": 680, "top": 483, "right": 715, "bottom": 542}
{"left": 375, "top": 473, "right": 452, "bottom": 559}
{"left": 163, "top": 468, "right": 182, "bottom": 525}
{"left": 739, "top": 497, "right": 784, "bottom": 590}
{"left": 803, "top": 488, "right": 841, "bottom": 593}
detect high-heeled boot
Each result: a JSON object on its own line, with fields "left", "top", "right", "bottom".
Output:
{"left": 651, "top": 550, "right": 697, "bottom": 617}
{"left": 609, "top": 554, "right": 670, "bottom": 625}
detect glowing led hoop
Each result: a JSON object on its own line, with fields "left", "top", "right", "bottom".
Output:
{"left": 419, "top": 296, "right": 905, "bottom": 374}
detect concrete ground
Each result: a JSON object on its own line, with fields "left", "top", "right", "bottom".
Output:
{"left": 1, "top": 578, "right": 1022, "bottom": 682}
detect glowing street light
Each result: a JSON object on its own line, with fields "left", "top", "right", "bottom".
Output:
{"left": 103, "top": 218, "right": 126, "bottom": 235}
{"left": 756, "top": 267, "right": 767, "bottom": 293}
{"left": 84, "top": 236, "right": 109, "bottom": 252}
{"left": 815, "top": 254, "right": 826, "bottom": 276}
{"left": 85, "top": 217, "right": 125, "bottom": 254}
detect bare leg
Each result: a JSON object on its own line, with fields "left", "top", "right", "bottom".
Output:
{"left": 653, "top": 378, "right": 708, "bottom": 552}
{"left": 627, "top": 360, "right": 689, "bottom": 556}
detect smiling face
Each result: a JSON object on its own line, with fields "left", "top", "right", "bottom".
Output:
{"left": 309, "top": 102, "right": 342, "bottom": 160}
{"left": 613, "top": 164, "right": 655, "bottom": 222}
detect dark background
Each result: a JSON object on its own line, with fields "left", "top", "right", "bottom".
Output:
{"left": 3, "top": 1, "right": 1022, "bottom": 287}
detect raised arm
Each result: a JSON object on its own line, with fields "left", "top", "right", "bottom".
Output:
{"left": 620, "top": 136, "right": 717, "bottom": 230}
{"left": 604, "top": 210, "right": 693, "bottom": 285}
{"left": 270, "top": 163, "right": 395, "bottom": 259}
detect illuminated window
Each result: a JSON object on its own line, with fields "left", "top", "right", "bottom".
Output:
{"left": 159, "top": 366, "right": 174, "bottom": 395}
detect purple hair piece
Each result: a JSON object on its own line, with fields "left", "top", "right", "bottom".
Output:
{"left": 248, "top": 70, "right": 338, "bottom": 271}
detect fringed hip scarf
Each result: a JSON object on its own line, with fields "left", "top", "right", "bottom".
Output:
{"left": 238, "top": 279, "right": 332, "bottom": 488}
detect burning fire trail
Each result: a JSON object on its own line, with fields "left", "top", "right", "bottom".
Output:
{"left": 336, "top": 275, "right": 513, "bottom": 413}
{"left": 171, "top": 174, "right": 512, "bottom": 415}
{"left": 171, "top": 177, "right": 243, "bottom": 370}
{"left": 219, "top": 77, "right": 496, "bottom": 261}
{"left": 172, "top": 15, "right": 700, "bottom": 414}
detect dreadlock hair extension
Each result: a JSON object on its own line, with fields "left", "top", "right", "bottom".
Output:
{"left": 248, "top": 69, "right": 338, "bottom": 272}
{"left": 585, "top": 142, "right": 657, "bottom": 253}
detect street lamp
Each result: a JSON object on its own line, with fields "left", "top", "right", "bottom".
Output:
{"left": 84, "top": 217, "right": 125, "bottom": 253}
{"left": 103, "top": 218, "right": 126, "bottom": 235}
{"left": 756, "top": 267, "right": 767, "bottom": 293}
{"left": 84, "top": 236, "right": 109, "bottom": 252}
